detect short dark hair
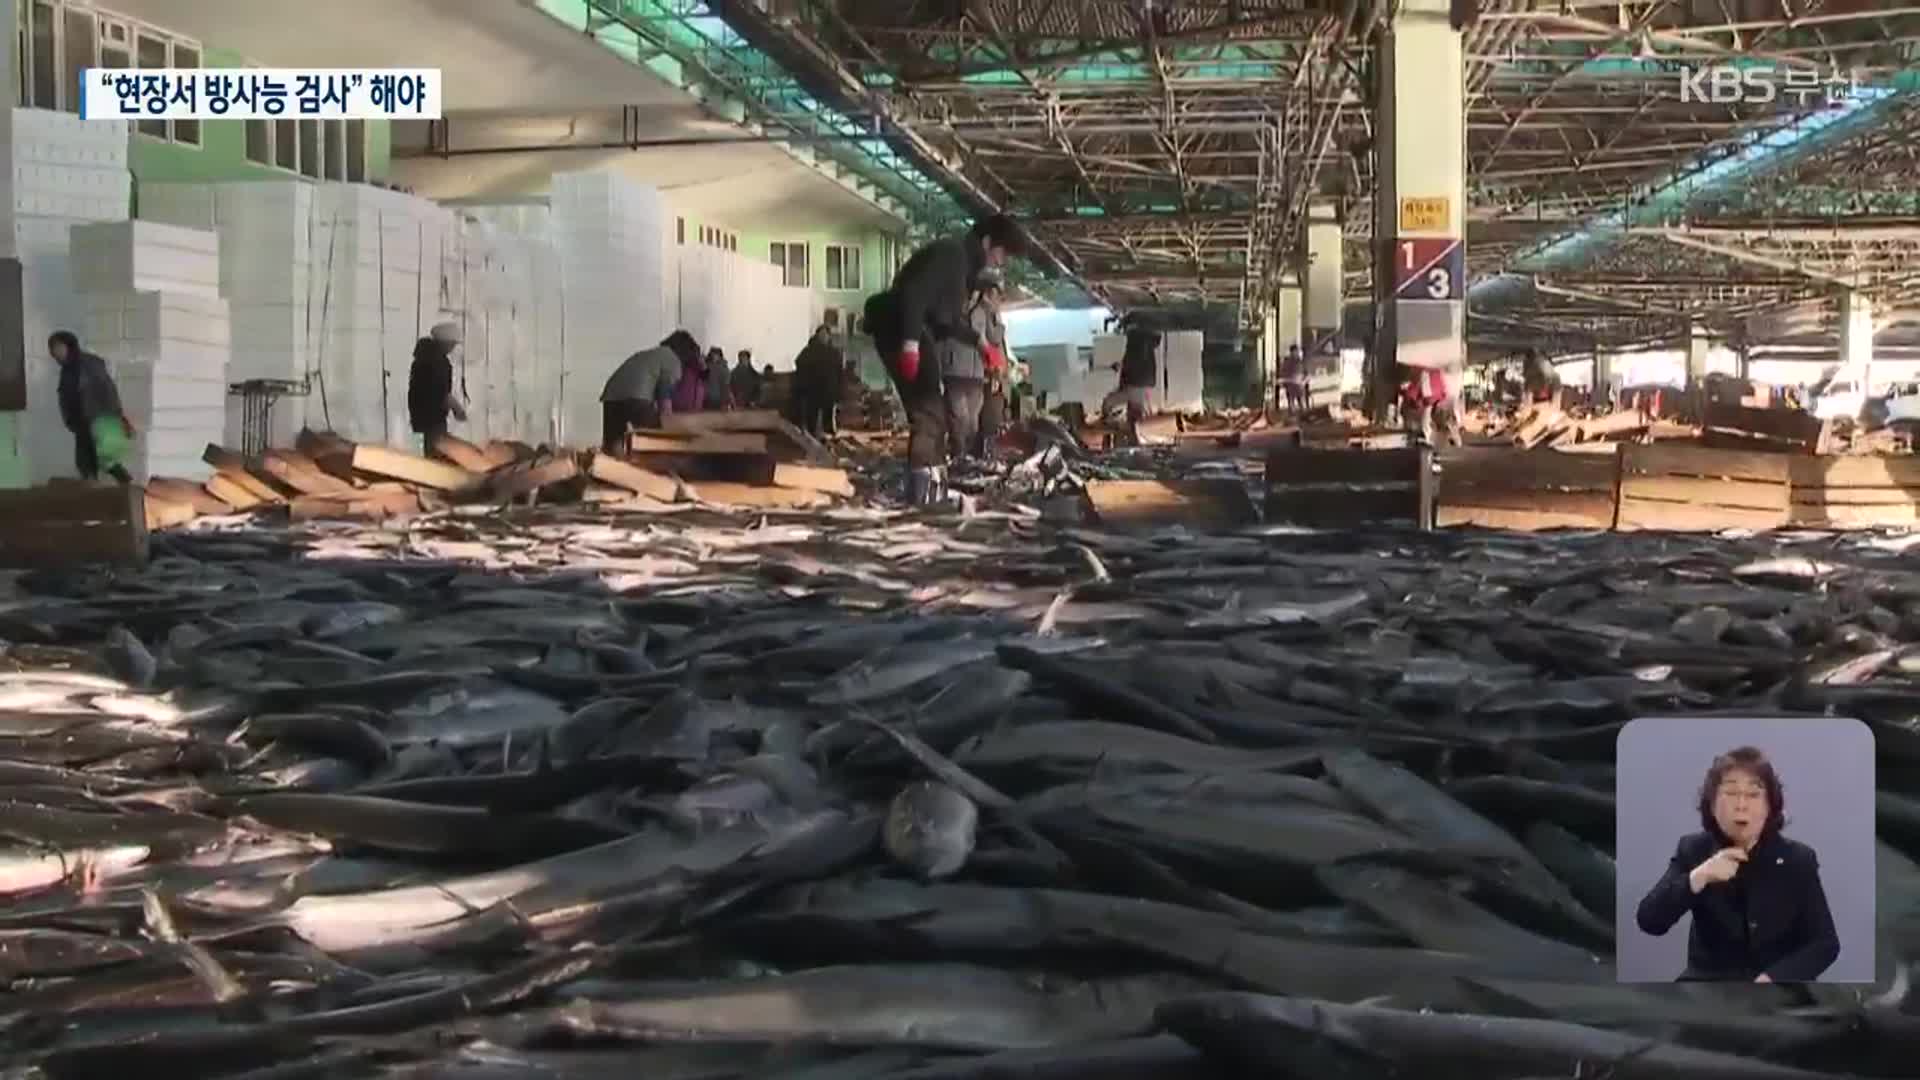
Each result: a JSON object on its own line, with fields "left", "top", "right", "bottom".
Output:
{"left": 1697, "top": 745, "right": 1787, "bottom": 841}
{"left": 972, "top": 214, "right": 1029, "bottom": 258}
{"left": 662, "top": 330, "right": 699, "bottom": 356}
{"left": 48, "top": 330, "right": 79, "bottom": 352}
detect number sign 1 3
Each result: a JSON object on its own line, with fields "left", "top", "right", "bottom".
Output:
{"left": 1393, "top": 238, "right": 1464, "bottom": 302}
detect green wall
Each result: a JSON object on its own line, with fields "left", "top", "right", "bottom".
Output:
{"left": 736, "top": 225, "right": 898, "bottom": 311}
{"left": 0, "top": 419, "right": 27, "bottom": 488}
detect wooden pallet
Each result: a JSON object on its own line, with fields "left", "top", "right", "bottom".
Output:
{"left": 1436, "top": 447, "right": 1618, "bottom": 530}
{"left": 1266, "top": 446, "right": 1434, "bottom": 529}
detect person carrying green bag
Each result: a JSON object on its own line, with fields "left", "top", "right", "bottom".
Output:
{"left": 49, "top": 330, "right": 135, "bottom": 485}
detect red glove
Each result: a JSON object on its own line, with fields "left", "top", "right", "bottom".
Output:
{"left": 982, "top": 342, "right": 1006, "bottom": 374}
{"left": 896, "top": 341, "right": 921, "bottom": 382}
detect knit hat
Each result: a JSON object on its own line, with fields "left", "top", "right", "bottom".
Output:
{"left": 430, "top": 322, "right": 461, "bottom": 346}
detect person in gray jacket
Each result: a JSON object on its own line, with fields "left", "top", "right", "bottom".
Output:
{"left": 935, "top": 270, "right": 1009, "bottom": 463}
{"left": 602, "top": 331, "right": 697, "bottom": 453}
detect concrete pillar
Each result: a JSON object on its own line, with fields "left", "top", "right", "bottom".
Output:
{"left": 1371, "top": 0, "right": 1465, "bottom": 415}
{"left": 2, "top": 0, "right": 22, "bottom": 435}
{"left": 1278, "top": 277, "right": 1303, "bottom": 355}
{"left": 1685, "top": 322, "right": 1710, "bottom": 392}
{"left": 1593, "top": 350, "right": 1614, "bottom": 405}
{"left": 1840, "top": 290, "right": 1874, "bottom": 392}
{"left": 1304, "top": 202, "right": 1342, "bottom": 332}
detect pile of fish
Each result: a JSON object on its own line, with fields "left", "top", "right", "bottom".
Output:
{"left": 4, "top": 500, "right": 1920, "bottom": 1079}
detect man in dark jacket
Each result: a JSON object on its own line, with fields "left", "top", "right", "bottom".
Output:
{"left": 49, "top": 331, "right": 133, "bottom": 484}
{"left": 865, "top": 214, "right": 1028, "bottom": 505}
{"left": 729, "top": 350, "right": 761, "bottom": 410}
{"left": 408, "top": 322, "right": 466, "bottom": 457}
{"left": 793, "top": 325, "right": 843, "bottom": 438}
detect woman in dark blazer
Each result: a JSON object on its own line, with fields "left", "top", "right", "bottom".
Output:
{"left": 1635, "top": 745, "right": 1839, "bottom": 982}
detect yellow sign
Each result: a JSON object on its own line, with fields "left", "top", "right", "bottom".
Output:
{"left": 1399, "top": 196, "right": 1451, "bottom": 233}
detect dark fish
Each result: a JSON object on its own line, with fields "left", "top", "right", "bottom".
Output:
{"left": 1156, "top": 993, "right": 1845, "bottom": 1080}
{"left": 532, "top": 964, "right": 1216, "bottom": 1052}
{"left": 229, "top": 793, "right": 628, "bottom": 857}
{"left": 241, "top": 712, "right": 392, "bottom": 771}
{"left": 101, "top": 627, "right": 157, "bottom": 690}
{"left": 884, "top": 782, "right": 979, "bottom": 879}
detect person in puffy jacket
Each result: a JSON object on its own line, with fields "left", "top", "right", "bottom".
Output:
{"left": 408, "top": 322, "right": 467, "bottom": 457}
{"left": 864, "top": 215, "right": 1028, "bottom": 505}
{"left": 50, "top": 330, "right": 134, "bottom": 484}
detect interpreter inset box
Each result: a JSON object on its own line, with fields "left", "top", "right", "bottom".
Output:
{"left": 1615, "top": 716, "right": 1875, "bottom": 984}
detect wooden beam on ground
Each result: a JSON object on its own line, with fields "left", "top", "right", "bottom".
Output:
{"left": 429, "top": 432, "right": 496, "bottom": 474}
{"left": 349, "top": 444, "right": 481, "bottom": 492}
{"left": 772, "top": 463, "right": 854, "bottom": 498}
{"left": 144, "top": 492, "right": 197, "bottom": 530}
{"left": 287, "top": 490, "right": 423, "bottom": 521}
{"left": 691, "top": 482, "right": 832, "bottom": 509}
{"left": 147, "top": 477, "right": 233, "bottom": 516}
{"left": 259, "top": 450, "right": 360, "bottom": 497}
{"left": 1787, "top": 455, "right": 1920, "bottom": 528}
{"left": 491, "top": 455, "right": 581, "bottom": 500}
{"left": 204, "top": 473, "right": 265, "bottom": 510}
{"left": 1086, "top": 478, "right": 1258, "bottom": 529}
{"left": 294, "top": 429, "right": 359, "bottom": 484}
{"left": 586, "top": 452, "right": 682, "bottom": 501}
{"left": 1436, "top": 447, "right": 1619, "bottom": 530}
{"left": 629, "top": 432, "right": 768, "bottom": 455}
{"left": 0, "top": 484, "right": 148, "bottom": 566}
{"left": 1266, "top": 447, "right": 1434, "bottom": 529}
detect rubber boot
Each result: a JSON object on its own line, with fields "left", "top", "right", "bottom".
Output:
{"left": 906, "top": 466, "right": 936, "bottom": 506}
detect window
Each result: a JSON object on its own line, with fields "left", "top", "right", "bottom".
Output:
{"left": 61, "top": 7, "right": 92, "bottom": 115}
{"left": 28, "top": 1, "right": 55, "bottom": 111}
{"left": 134, "top": 32, "right": 168, "bottom": 138}
{"left": 825, "top": 244, "right": 862, "bottom": 291}
{"left": 346, "top": 120, "right": 366, "bottom": 181}
{"left": 324, "top": 120, "right": 346, "bottom": 180}
{"left": 171, "top": 43, "right": 200, "bottom": 145}
{"left": 274, "top": 118, "right": 297, "bottom": 170}
{"left": 298, "top": 120, "right": 321, "bottom": 178}
{"left": 241, "top": 119, "right": 268, "bottom": 165}
{"left": 770, "top": 241, "right": 810, "bottom": 288}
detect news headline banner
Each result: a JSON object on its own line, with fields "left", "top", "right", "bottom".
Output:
{"left": 79, "top": 69, "right": 443, "bottom": 122}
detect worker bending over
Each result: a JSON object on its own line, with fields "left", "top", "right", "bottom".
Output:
{"left": 865, "top": 214, "right": 1028, "bottom": 505}
{"left": 1100, "top": 317, "right": 1161, "bottom": 444}
{"left": 602, "top": 331, "right": 698, "bottom": 454}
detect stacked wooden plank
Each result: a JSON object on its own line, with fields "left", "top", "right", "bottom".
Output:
{"left": 1787, "top": 457, "right": 1920, "bottom": 528}
{"left": 1436, "top": 448, "right": 1618, "bottom": 530}
{"left": 1615, "top": 444, "right": 1790, "bottom": 532}
{"left": 612, "top": 409, "right": 854, "bottom": 509}
{"left": 1700, "top": 400, "right": 1830, "bottom": 455}
{"left": 1266, "top": 447, "right": 1435, "bottom": 529}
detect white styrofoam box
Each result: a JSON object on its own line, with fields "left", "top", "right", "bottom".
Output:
{"left": 70, "top": 221, "right": 221, "bottom": 298}
{"left": 13, "top": 109, "right": 129, "bottom": 163}
{"left": 1160, "top": 330, "right": 1205, "bottom": 413}
{"left": 1091, "top": 334, "right": 1124, "bottom": 372}
{"left": 1021, "top": 343, "right": 1075, "bottom": 395}
{"left": 82, "top": 291, "right": 231, "bottom": 354}
{"left": 117, "top": 374, "right": 226, "bottom": 414}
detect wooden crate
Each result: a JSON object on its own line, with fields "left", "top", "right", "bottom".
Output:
{"left": 0, "top": 483, "right": 148, "bottom": 567}
{"left": 1616, "top": 444, "right": 1790, "bottom": 532}
{"left": 1266, "top": 447, "right": 1434, "bottom": 529}
{"left": 1787, "top": 456, "right": 1920, "bottom": 528}
{"left": 1436, "top": 447, "right": 1619, "bottom": 530}
{"left": 1701, "top": 401, "right": 1829, "bottom": 455}
{"left": 1085, "top": 478, "right": 1258, "bottom": 529}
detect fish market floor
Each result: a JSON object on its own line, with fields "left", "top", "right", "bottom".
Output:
{"left": 3, "top": 504, "right": 1919, "bottom": 1079}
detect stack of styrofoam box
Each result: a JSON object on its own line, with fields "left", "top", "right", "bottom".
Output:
{"left": 1160, "top": 330, "right": 1206, "bottom": 413}
{"left": 1081, "top": 334, "right": 1128, "bottom": 410}
{"left": 68, "top": 220, "right": 229, "bottom": 483}
{"left": 136, "top": 180, "right": 314, "bottom": 452}
{"left": 1019, "top": 343, "right": 1074, "bottom": 397}
{"left": 551, "top": 169, "right": 669, "bottom": 449}
{"left": 305, "top": 183, "right": 455, "bottom": 448}
{"left": 675, "top": 244, "right": 814, "bottom": 376}
{"left": 11, "top": 108, "right": 131, "bottom": 483}
{"left": 454, "top": 200, "right": 565, "bottom": 443}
